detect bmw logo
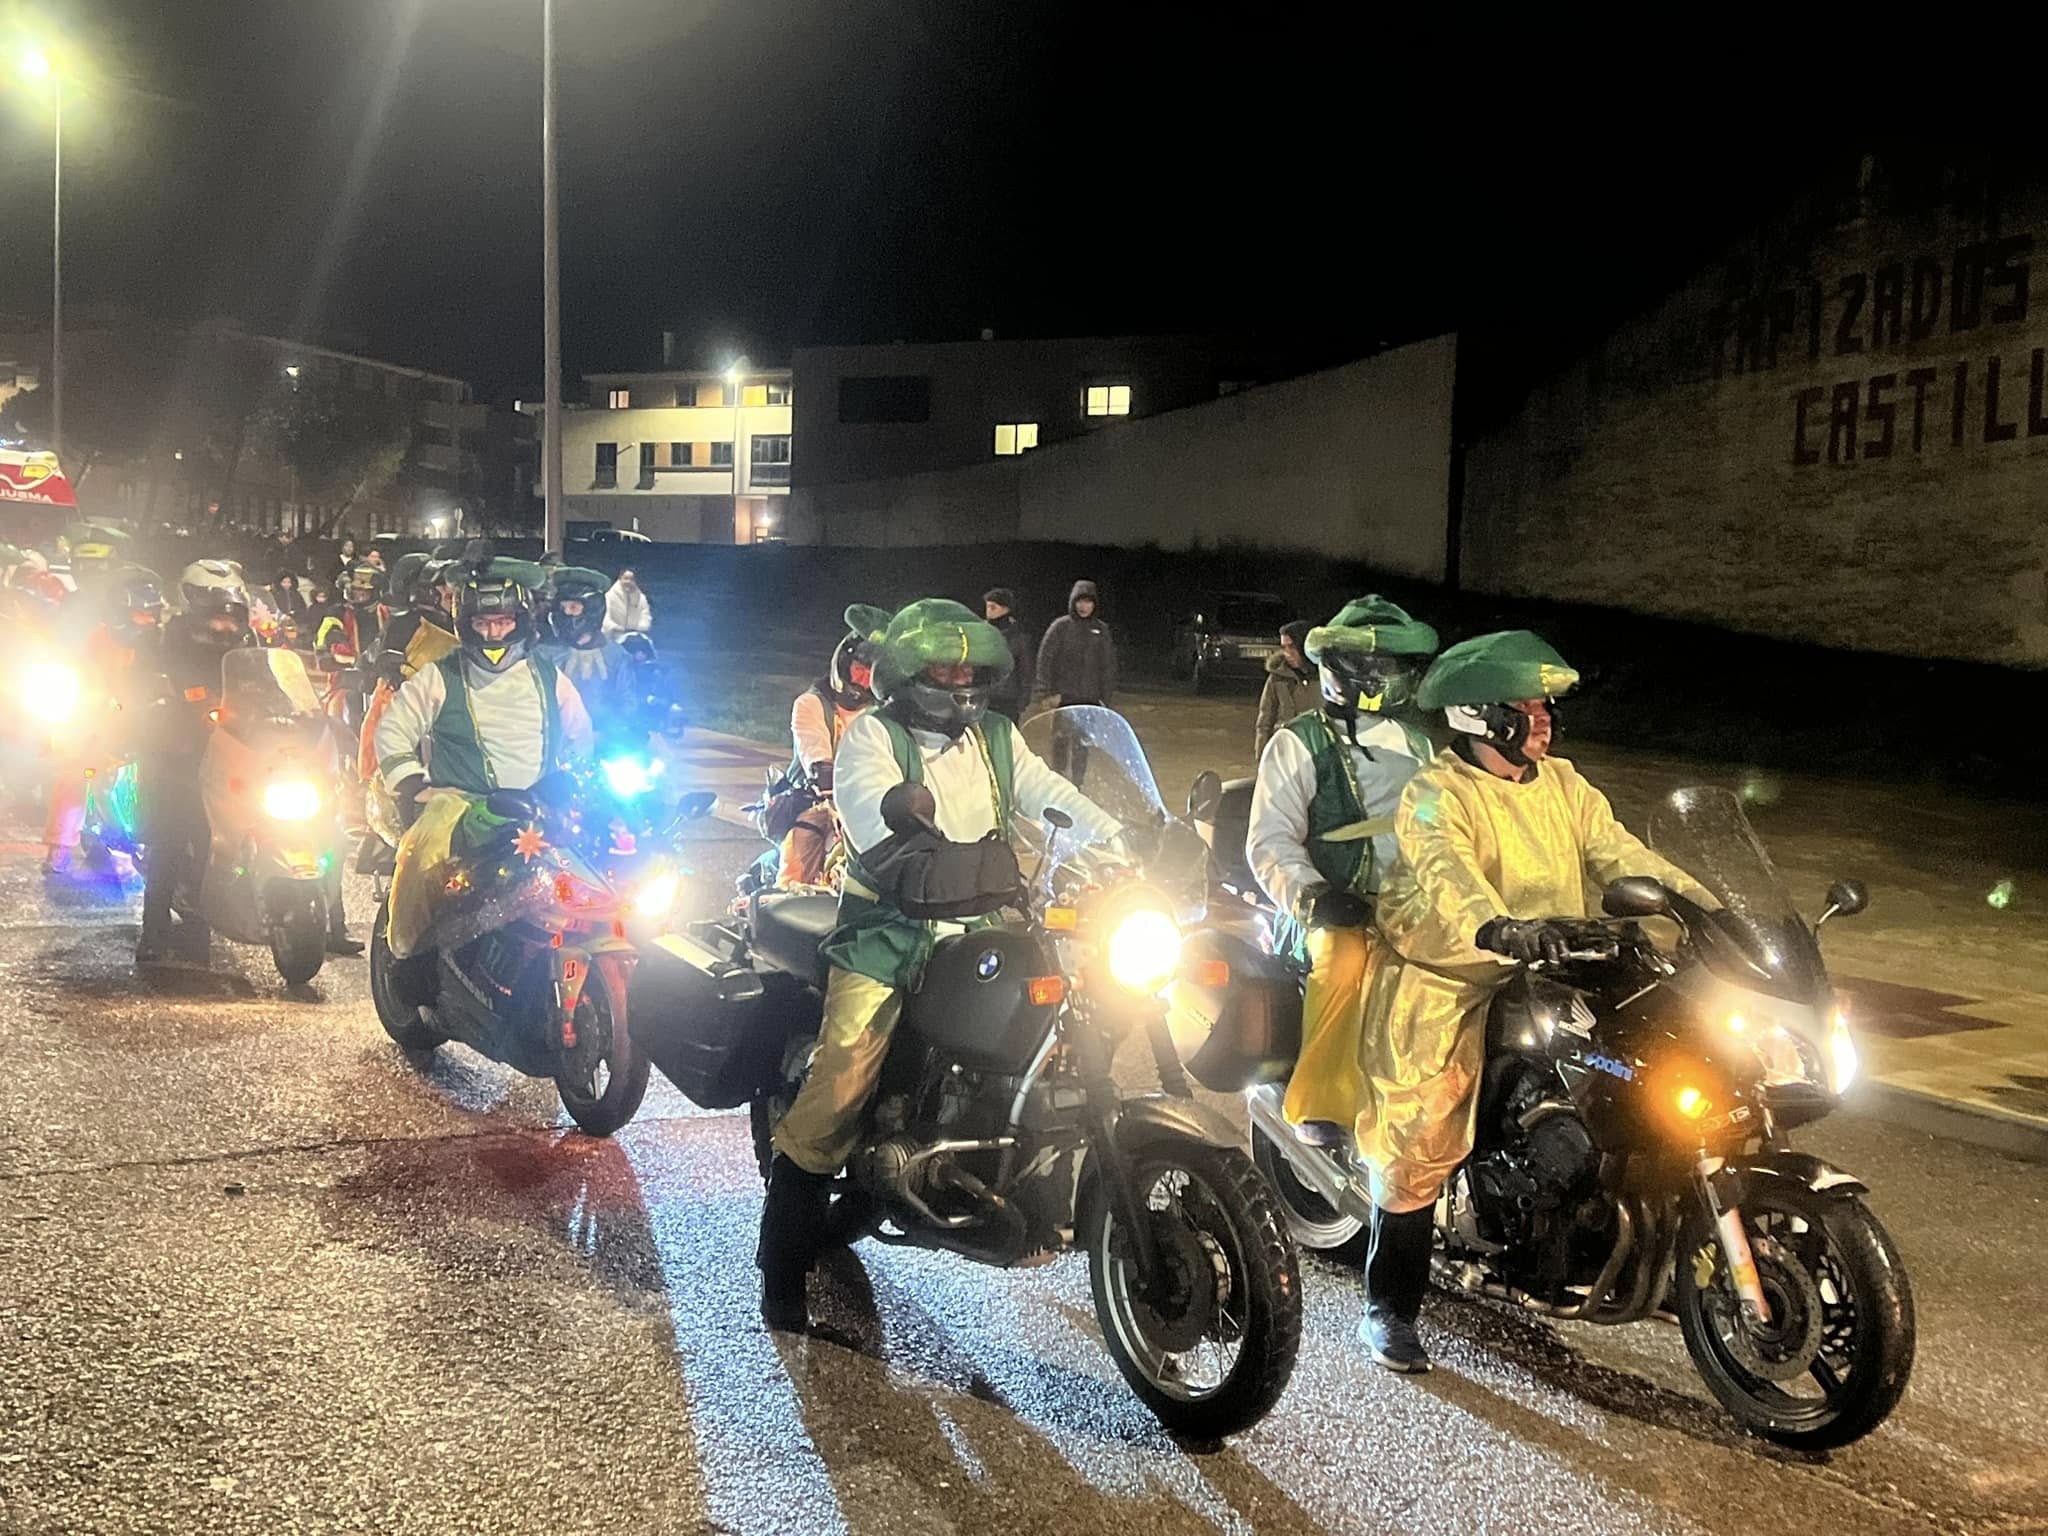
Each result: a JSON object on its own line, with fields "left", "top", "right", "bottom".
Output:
{"left": 975, "top": 949, "right": 1003, "bottom": 981}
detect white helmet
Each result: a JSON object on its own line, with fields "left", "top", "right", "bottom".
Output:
{"left": 178, "top": 559, "right": 253, "bottom": 621}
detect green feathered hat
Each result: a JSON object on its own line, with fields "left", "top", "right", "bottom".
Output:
{"left": 1303, "top": 594, "right": 1438, "bottom": 663}
{"left": 547, "top": 565, "right": 613, "bottom": 596}
{"left": 850, "top": 597, "right": 1013, "bottom": 702}
{"left": 1417, "top": 630, "right": 1580, "bottom": 710}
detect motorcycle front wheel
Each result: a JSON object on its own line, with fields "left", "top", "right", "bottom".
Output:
{"left": 369, "top": 897, "right": 446, "bottom": 1051}
{"left": 1087, "top": 1141, "right": 1302, "bottom": 1440}
{"left": 554, "top": 960, "right": 650, "bottom": 1137}
{"left": 269, "top": 889, "right": 327, "bottom": 986}
{"left": 1676, "top": 1182, "right": 1915, "bottom": 1450}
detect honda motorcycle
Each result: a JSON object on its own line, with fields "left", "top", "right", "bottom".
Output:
{"left": 1184, "top": 779, "right": 1913, "bottom": 1449}
{"left": 189, "top": 648, "right": 346, "bottom": 984}
{"left": 368, "top": 763, "right": 705, "bottom": 1137}
{"left": 637, "top": 706, "right": 1302, "bottom": 1440}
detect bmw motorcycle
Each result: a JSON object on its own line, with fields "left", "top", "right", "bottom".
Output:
{"left": 189, "top": 648, "right": 346, "bottom": 984}
{"left": 367, "top": 764, "right": 702, "bottom": 1136}
{"left": 1184, "top": 780, "right": 1913, "bottom": 1449}
{"left": 637, "top": 706, "right": 1302, "bottom": 1440}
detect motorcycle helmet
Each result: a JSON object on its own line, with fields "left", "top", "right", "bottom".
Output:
{"left": 345, "top": 563, "right": 385, "bottom": 605}
{"left": 456, "top": 563, "right": 537, "bottom": 674}
{"left": 178, "top": 559, "right": 253, "bottom": 650}
{"left": 1303, "top": 595, "right": 1439, "bottom": 742}
{"left": 826, "top": 631, "right": 878, "bottom": 711}
{"left": 855, "top": 598, "right": 1012, "bottom": 739}
{"left": 105, "top": 567, "right": 167, "bottom": 635}
{"left": 1418, "top": 630, "right": 1580, "bottom": 767}
{"left": 546, "top": 568, "right": 609, "bottom": 646}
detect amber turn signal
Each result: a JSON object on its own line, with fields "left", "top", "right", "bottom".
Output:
{"left": 1027, "top": 976, "right": 1065, "bottom": 1006}
{"left": 1043, "top": 906, "right": 1079, "bottom": 932}
{"left": 1189, "top": 958, "right": 1230, "bottom": 988}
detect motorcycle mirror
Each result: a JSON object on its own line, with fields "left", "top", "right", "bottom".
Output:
{"left": 1043, "top": 806, "right": 1074, "bottom": 831}
{"left": 1819, "top": 878, "right": 1869, "bottom": 925}
{"left": 881, "top": 781, "right": 939, "bottom": 837}
{"left": 1602, "top": 876, "right": 1670, "bottom": 919}
{"left": 675, "top": 790, "right": 718, "bottom": 822}
{"left": 1187, "top": 769, "right": 1222, "bottom": 822}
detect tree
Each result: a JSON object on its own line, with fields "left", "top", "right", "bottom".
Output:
{"left": 253, "top": 377, "right": 410, "bottom": 535}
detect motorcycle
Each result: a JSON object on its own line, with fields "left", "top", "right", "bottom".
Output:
{"left": 1186, "top": 777, "right": 1913, "bottom": 1449}
{"left": 190, "top": 648, "right": 347, "bottom": 985}
{"left": 636, "top": 706, "right": 1302, "bottom": 1440}
{"left": 367, "top": 762, "right": 702, "bottom": 1137}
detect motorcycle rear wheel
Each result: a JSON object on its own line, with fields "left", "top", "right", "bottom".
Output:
{"left": 554, "top": 961, "right": 650, "bottom": 1137}
{"left": 370, "top": 897, "right": 446, "bottom": 1051}
{"left": 1088, "top": 1141, "right": 1301, "bottom": 1440}
{"left": 1250, "top": 1126, "right": 1372, "bottom": 1263}
{"left": 1676, "top": 1182, "right": 1915, "bottom": 1450}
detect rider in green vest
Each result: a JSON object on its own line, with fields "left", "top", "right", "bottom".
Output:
{"left": 1245, "top": 594, "right": 1438, "bottom": 1149}
{"left": 757, "top": 597, "right": 1124, "bottom": 1333}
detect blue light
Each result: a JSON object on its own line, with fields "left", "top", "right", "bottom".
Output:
{"left": 601, "top": 754, "right": 659, "bottom": 799}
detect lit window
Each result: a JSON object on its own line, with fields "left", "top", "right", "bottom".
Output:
{"left": 608, "top": 388, "right": 631, "bottom": 409}
{"left": 765, "top": 382, "right": 792, "bottom": 405}
{"left": 993, "top": 422, "right": 1039, "bottom": 456}
{"left": 1085, "top": 384, "right": 1131, "bottom": 417}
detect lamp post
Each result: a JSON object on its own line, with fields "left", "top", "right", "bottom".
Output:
{"left": 726, "top": 360, "right": 744, "bottom": 537}
{"left": 540, "top": 0, "right": 565, "bottom": 553}
{"left": 20, "top": 48, "right": 61, "bottom": 463}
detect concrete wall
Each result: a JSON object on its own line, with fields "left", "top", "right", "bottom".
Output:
{"left": 1462, "top": 170, "right": 2048, "bottom": 667}
{"left": 793, "top": 335, "right": 1456, "bottom": 578}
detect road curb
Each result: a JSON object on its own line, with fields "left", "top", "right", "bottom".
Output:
{"left": 1845, "top": 1080, "right": 2048, "bottom": 1164}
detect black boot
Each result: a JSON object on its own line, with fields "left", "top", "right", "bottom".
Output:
{"left": 757, "top": 1156, "right": 831, "bottom": 1332}
{"left": 1359, "top": 1205, "right": 1434, "bottom": 1374}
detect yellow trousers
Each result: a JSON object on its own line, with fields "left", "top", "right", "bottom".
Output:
{"left": 385, "top": 792, "right": 473, "bottom": 958}
{"left": 1354, "top": 950, "right": 1490, "bottom": 1214}
{"left": 1283, "top": 924, "right": 1373, "bottom": 1129}
{"left": 771, "top": 966, "right": 901, "bottom": 1175}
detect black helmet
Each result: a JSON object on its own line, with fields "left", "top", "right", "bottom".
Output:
{"left": 546, "top": 569, "right": 608, "bottom": 646}
{"left": 106, "top": 568, "right": 167, "bottom": 635}
{"left": 1318, "top": 649, "right": 1425, "bottom": 718}
{"left": 456, "top": 566, "right": 536, "bottom": 674}
{"left": 826, "top": 632, "right": 877, "bottom": 711}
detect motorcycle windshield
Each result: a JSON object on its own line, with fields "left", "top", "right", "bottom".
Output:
{"left": 220, "top": 646, "right": 320, "bottom": 719}
{"left": 1647, "top": 786, "right": 1826, "bottom": 1001}
{"left": 1018, "top": 705, "right": 1209, "bottom": 921}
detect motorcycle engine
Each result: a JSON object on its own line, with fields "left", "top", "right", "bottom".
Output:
{"left": 1467, "top": 1066, "right": 1600, "bottom": 1255}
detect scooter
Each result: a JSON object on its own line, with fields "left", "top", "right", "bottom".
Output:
{"left": 189, "top": 647, "right": 346, "bottom": 985}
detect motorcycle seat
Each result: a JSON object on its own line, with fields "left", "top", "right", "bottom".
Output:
{"left": 752, "top": 893, "right": 837, "bottom": 989}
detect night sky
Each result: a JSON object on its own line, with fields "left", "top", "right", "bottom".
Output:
{"left": 1, "top": 3, "right": 1892, "bottom": 401}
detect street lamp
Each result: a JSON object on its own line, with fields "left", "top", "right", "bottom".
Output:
{"left": 726, "top": 360, "right": 745, "bottom": 527}
{"left": 18, "top": 46, "right": 62, "bottom": 462}
{"left": 541, "top": 0, "right": 564, "bottom": 553}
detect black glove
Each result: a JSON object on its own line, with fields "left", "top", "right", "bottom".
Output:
{"left": 1302, "top": 883, "right": 1370, "bottom": 931}
{"left": 805, "top": 760, "right": 833, "bottom": 795}
{"left": 1477, "top": 916, "right": 1574, "bottom": 966}
{"left": 394, "top": 774, "right": 428, "bottom": 830}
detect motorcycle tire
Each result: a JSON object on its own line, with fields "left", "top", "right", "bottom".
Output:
{"left": 1675, "top": 1182, "right": 1915, "bottom": 1450}
{"left": 269, "top": 895, "right": 327, "bottom": 986}
{"left": 1087, "top": 1140, "right": 1302, "bottom": 1441}
{"left": 1250, "top": 1128, "right": 1373, "bottom": 1265}
{"left": 554, "top": 960, "right": 650, "bottom": 1137}
{"left": 370, "top": 897, "right": 446, "bottom": 1052}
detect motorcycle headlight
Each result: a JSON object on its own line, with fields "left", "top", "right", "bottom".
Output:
{"left": 601, "top": 754, "right": 660, "bottom": 800}
{"left": 633, "top": 870, "right": 678, "bottom": 921}
{"left": 1829, "top": 1008, "right": 1859, "bottom": 1093}
{"left": 262, "top": 780, "right": 323, "bottom": 821}
{"left": 1107, "top": 908, "right": 1182, "bottom": 995}
{"left": 25, "top": 662, "right": 79, "bottom": 724}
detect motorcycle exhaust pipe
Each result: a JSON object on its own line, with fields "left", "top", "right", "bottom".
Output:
{"left": 1244, "top": 1086, "right": 1378, "bottom": 1228}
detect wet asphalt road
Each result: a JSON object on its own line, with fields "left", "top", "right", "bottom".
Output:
{"left": 2, "top": 810, "right": 2046, "bottom": 1536}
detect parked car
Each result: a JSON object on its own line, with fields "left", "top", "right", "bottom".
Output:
{"left": 570, "top": 527, "right": 653, "bottom": 548}
{"left": 1171, "top": 590, "right": 1294, "bottom": 692}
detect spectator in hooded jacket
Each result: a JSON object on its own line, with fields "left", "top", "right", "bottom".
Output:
{"left": 1254, "top": 619, "right": 1318, "bottom": 758}
{"left": 603, "top": 569, "right": 653, "bottom": 641}
{"left": 1035, "top": 579, "right": 1118, "bottom": 781}
{"left": 983, "top": 587, "right": 1034, "bottom": 721}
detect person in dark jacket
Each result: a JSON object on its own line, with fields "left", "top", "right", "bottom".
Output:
{"left": 982, "top": 587, "right": 1033, "bottom": 721}
{"left": 1254, "top": 619, "right": 1318, "bottom": 758}
{"left": 1034, "top": 579, "right": 1118, "bottom": 782}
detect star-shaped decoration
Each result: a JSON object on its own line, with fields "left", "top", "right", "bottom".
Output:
{"left": 513, "top": 824, "right": 547, "bottom": 863}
